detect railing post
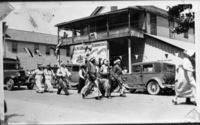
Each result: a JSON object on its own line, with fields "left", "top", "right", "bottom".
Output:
{"left": 128, "top": 9, "right": 131, "bottom": 36}
{"left": 107, "top": 16, "right": 109, "bottom": 38}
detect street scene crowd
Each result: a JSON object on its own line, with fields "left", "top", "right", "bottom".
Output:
{"left": 27, "top": 49, "right": 197, "bottom": 104}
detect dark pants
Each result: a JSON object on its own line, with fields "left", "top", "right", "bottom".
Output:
{"left": 78, "top": 78, "right": 85, "bottom": 93}
{"left": 57, "top": 77, "right": 69, "bottom": 95}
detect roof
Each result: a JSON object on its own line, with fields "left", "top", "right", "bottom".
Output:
{"left": 145, "top": 33, "right": 195, "bottom": 50}
{"left": 55, "top": 5, "right": 169, "bottom": 28}
{"left": 5, "top": 28, "right": 58, "bottom": 45}
{"left": 132, "top": 61, "right": 174, "bottom": 66}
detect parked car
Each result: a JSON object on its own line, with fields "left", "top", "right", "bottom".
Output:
{"left": 122, "top": 61, "right": 176, "bottom": 95}
{"left": 3, "top": 58, "right": 35, "bottom": 90}
{"left": 41, "top": 64, "right": 80, "bottom": 87}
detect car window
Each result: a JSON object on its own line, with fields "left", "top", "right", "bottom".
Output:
{"left": 166, "top": 65, "right": 175, "bottom": 72}
{"left": 143, "top": 64, "right": 153, "bottom": 72}
{"left": 72, "top": 66, "right": 79, "bottom": 72}
{"left": 4, "top": 63, "right": 19, "bottom": 70}
{"left": 132, "top": 65, "right": 141, "bottom": 72}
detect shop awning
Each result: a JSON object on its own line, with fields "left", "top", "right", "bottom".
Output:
{"left": 145, "top": 33, "right": 195, "bottom": 50}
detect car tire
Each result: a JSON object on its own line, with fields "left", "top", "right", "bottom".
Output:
{"left": 27, "top": 79, "right": 35, "bottom": 90}
{"left": 147, "top": 81, "right": 161, "bottom": 95}
{"left": 6, "top": 78, "right": 14, "bottom": 91}
{"left": 129, "top": 89, "right": 136, "bottom": 93}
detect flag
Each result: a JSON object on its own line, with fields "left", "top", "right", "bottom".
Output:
{"left": 35, "top": 49, "right": 42, "bottom": 56}
{"left": 174, "top": 52, "right": 179, "bottom": 57}
{"left": 55, "top": 39, "right": 63, "bottom": 54}
{"left": 0, "top": 2, "right": 15, "bottom": 21}
{"left": 70, "top": 46, "right": 75, "bottom": 59}
{"left": 135, "top": 55, "right": 138, "bottom": 60}
{"left": 16, "top": 56, "right": 20, "bottom": 62}
{"left": 24, "top": 48, "right": 33, "bottom": 57}
{"left": 165, "top": 54, "right": 168, "bottom": 59}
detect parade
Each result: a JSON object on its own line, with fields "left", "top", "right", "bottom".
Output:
{"left": 1, "top": 2, "right": 200, "bottom": 124}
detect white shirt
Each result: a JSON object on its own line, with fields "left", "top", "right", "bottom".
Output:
{"left": 56, "top": 67, "right": 71, "bottom": 77}
{"left": 44, "top": 69, "right": 55, "bottom": 80}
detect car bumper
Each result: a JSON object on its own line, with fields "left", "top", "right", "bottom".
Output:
{"left": 163, "top": 84, "right": 175, "bottom": 89}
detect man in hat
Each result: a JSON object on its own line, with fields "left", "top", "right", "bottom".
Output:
{"left": 56, "top": 62, "right": 71, "bottom": 95}
{"left": 112, "top": 59, "right": 126, "bottom": 97}
{"left": 81, "top": 57, "right": 101, "bottom": 100}
{"left": 31, "top": 64, "right": 44, "bottom": 93}
{"left": 44, "top": 64, "right": 54, "bottom": 93}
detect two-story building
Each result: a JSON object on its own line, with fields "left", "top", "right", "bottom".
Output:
{"left": 4, "top": 28, "right": 71, "bottom": 70}
{"left": 55, "top": 6, "right": 195, "bottom": 73}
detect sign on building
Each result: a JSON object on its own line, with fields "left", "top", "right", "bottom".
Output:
{"left": 71, "top": 41, "right": 107, "bottom": 64}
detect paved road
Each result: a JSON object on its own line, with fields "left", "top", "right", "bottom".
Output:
{"left": 3, "top": 86, "right": 197, "bottom": 124}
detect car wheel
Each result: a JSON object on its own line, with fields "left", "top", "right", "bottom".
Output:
{"left": 129, "top": 89, "right": 136, "bottom": 93}
{"left": 6, "top": 78, "right": 14, "bottom": 91}
{"left": 147, "top": 81, "right": 161, "bottom": 95}
{"left": 27, "top": 79, "right": 35, "bottom": 90}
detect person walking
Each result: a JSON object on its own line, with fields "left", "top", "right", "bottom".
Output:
{"left": 77, "top": 64, "right": 86, "bottom": 94}
{"left": 81, "top": 57, "right": 101, "bottom": 100}
{"left": 31, "top": 64, "right": 44, "bottom": 93}
{"left": 44, "top": 64, "right": 54, "bottom": 93}
{"left": 112, "top": 59, "right": 126, "bottom": 97}
{"left": 172, "top": 50, "right": 196, "bottom": 105}
{"left": 100, "top": 59, "right": 111, "bottom": 98}
{"left": 56, "top": 62, "right": 72, "bottom": 95}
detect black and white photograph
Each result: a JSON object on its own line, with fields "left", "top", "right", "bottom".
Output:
{"left": 0, "top": 0, "right": 200, "bottom": 124}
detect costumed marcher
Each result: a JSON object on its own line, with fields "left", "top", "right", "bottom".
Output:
{"left": 81, "top": 57, "right": 102, "bottom": 100}
{"left": 77, "top": 64, "right": 87, "bottom": 94}
{"left": 99, "top": 59, "right": 111, "bottom": 98}
{"left": 112, "top": 59, "right": 126, "bottom": 97}
{"left": 56, "top": 62, "right": 72, "bottom": 95}
{"left": 31, "top": 64, "right": 44, "bottom": 93}
{"left": 44, "top": 64, "right": 54, "bottom": 93}
{"left": 172, "top": 50, "right": 196, "bottom": 105}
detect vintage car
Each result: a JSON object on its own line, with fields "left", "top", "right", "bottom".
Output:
{"left": 3, "top": 58, "right": 35, "bottom": 90}
{"left": 122, "top": 61, "right": 176, "bottom": 95}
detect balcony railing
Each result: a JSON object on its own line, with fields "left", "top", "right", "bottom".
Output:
{"left": 62, "top": 26, "right": 144, "bottom": 45}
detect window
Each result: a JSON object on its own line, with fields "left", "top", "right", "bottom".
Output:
{"left": 12, "top": 42, "right": 18, "bottom": 53}
{"left": 4, "top": 63, "right": 19, "bottom": 70}
{"left": 169, "top": 21, "right": 175, "bottom": 39}
{"left": 66, "top": 48, "right": 70, "bottom": 57}
{"left": 150, "top": 14, "right": 157, "bottom": 35}
{"left": 132, "top": 65, "right": 141, "bottom": 72}
{"left": 46, "top": 45, "right": 50, "bottom": 55}
{"left": 167, "top": 65, "right": 175, "bottom": 72}
{"left": 72, "top": 66, "right": 79, "bottom": 72}
{"left": 184, "top": 31, "right": 188, "bottom": 38}
{"left": 143, "top": 64, "right": 153, "bottom": 72}
{"left": 34, "top": 44, "right": 39, "bottom": 55}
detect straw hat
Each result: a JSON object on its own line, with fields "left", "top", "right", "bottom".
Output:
{"left": 90, "top": 57, "right": 95, "bottom": 61}
{"left": 114, "top": 59, "right": 121, "bottom": 64}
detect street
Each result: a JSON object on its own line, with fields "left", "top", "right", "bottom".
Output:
{"left": 3, "top": 86, "right": 197, "bottom": 124}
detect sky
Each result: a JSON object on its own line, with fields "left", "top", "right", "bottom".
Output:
{"left": 3, "top": 1, "right": 199, "bottom": 35}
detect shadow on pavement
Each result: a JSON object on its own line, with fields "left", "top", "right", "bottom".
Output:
{"left": 5, "top": 114, "right": 24, "bottom": 122}
{"left": 4, "top": 87, "right": 35, "bottom": 91}
{"left": 178, "top": 101, "right": 196, "bottom": 106}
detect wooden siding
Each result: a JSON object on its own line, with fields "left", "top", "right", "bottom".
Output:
{"left": 4, "top": 40, "right": 70, "bottom": 70}
{"left": 144, "top": 36, "right": 184, "bottom": 67}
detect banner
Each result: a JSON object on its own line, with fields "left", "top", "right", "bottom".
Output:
{"left": 71, "top": 41, "right": 107, "bottom": 64}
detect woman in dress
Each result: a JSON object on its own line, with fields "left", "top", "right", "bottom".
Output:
{"left": 44, "top": 64, "right": 54, "bottom": 93}
{"left": 31, "top": 64, "right": 44, "bottom": 93}
{"left": 172, "top": 50, "right": 196, "bottom": 105}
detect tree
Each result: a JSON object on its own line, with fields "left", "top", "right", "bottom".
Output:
{"left": 167, "top": 4, "right": 194, "bottom": 34}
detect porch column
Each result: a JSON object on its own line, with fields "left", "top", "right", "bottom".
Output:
{"left": 107, "top": 41, "right": 110, "bottom": 60}
{"left": 128, "top": 39, "right": 131, "bottom": 73}
{"left": 57, "top": 27, "right": 60, "bottom": 66}
{"left": 0, "top": 21, "right": 5, "bottom": 121}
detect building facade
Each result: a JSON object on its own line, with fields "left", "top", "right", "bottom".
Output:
{"left": 55, "top": 6, "right": 195, "bottom": 73}
{"left": 4, "top": 28, "right": 70, "bottom": 70}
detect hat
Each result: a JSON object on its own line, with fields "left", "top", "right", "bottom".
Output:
{"left": 37, "top": 63, "right": 42, "bottom": 67}
{"left": 90, "top": 57, "right": 95, "bottom": 61}
{"left": 183, "top": 50, "right": 195, "bottom": 57}
{"left": 60, "top": 62, "right": 65, "bottom": 66}
{"left": 114, "top": 59, "right": 121, "bottom": 64}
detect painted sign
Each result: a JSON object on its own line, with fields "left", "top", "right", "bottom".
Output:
{"left": 71, "top": 41, "right": 107, "bottom": 64}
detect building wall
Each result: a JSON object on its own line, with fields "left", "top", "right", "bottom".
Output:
{"left": 146, "top": 12, "right": 195, "bottom": 43}
{"left": 4, "top": 40, "right": 70, "bottom": 70}
{"left": 144, "top": 36, "right": 184, "bottom": 67}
